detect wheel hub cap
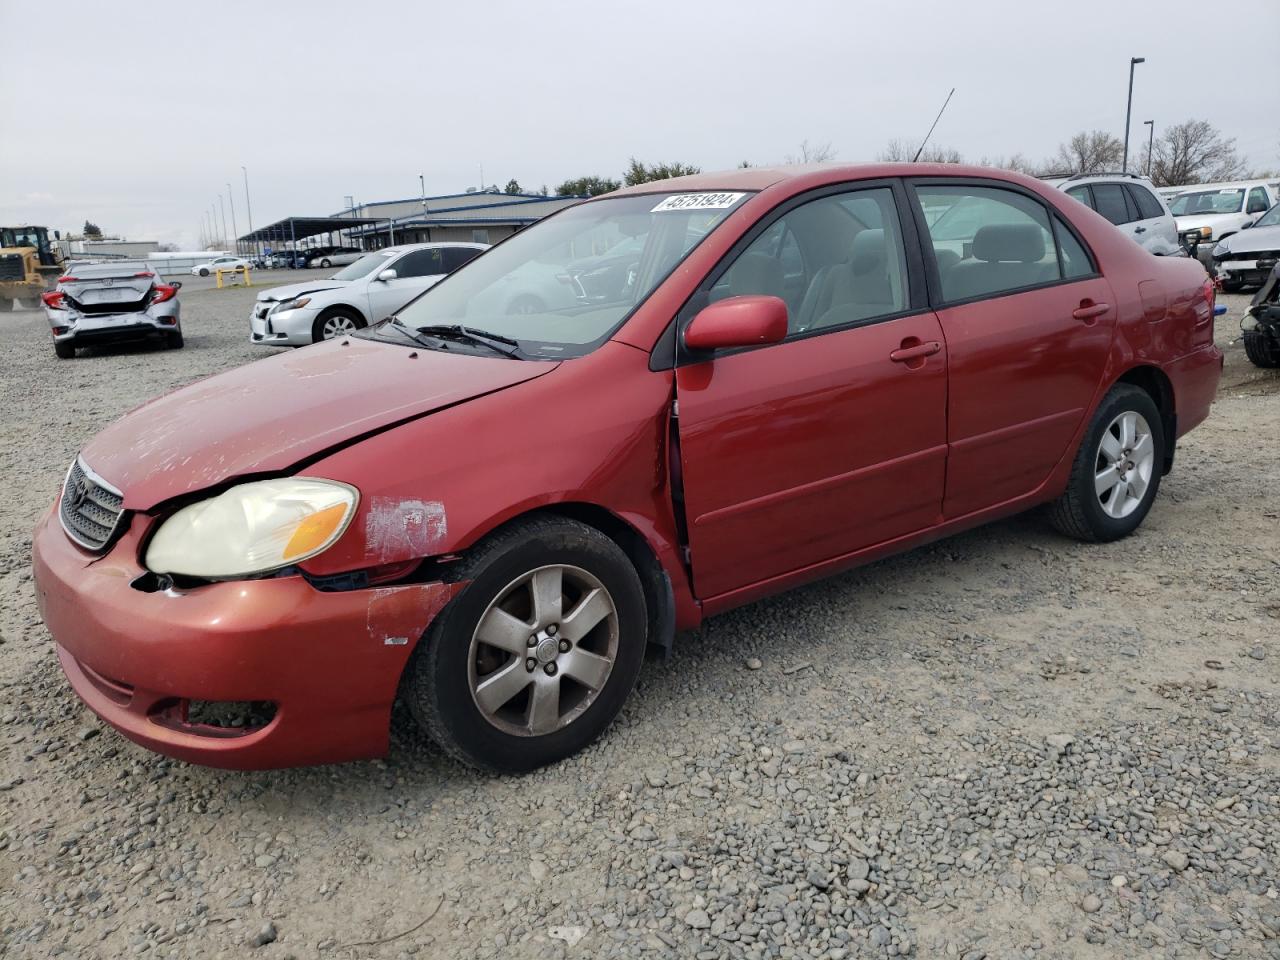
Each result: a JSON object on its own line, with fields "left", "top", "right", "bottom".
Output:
{"left": 535, "top": 635, "right": 559, "bottom": 665}
{"left": 1093, "top": 410, "right": 1154, "bottom": 520}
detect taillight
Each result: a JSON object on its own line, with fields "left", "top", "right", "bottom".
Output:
{"left": 57, "top": 275, "right": 78, "bottom": 283}
{"left": 134, "top": 271, "right": 155, "bottom": 278}
{"left": 152, "top": 284, "right": 178, "bottom": 304}
{"left": 41, "top": 291, "right": 66, "bottom": 309}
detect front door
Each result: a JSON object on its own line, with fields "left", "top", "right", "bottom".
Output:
{"left": 366, "top": 247, "right": 447, "bottom": 322}
{"left": 675, "top": 184, "right": 948, "bottom": 600}
{"left": 912, "top": 180, "right": 1116, "bottom": 518}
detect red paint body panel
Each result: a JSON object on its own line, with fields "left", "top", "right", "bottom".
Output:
{"left": 80, "top": 337, "right": 556, "bottom": 510}
{"left": 31, "top": 163, "right": 1224, "bottom": 769}
{"left": 675, "top": 314, "right": 948, "bottom": 598}
{"left": 31, "top": 506, "right": 461, "bottom": 768}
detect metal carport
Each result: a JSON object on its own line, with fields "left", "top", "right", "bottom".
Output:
{"left": 237, "top": 216, "right": 382, "bottom": 258}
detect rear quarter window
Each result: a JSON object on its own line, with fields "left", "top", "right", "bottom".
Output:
{"left": 1128, "top": 185, "right": 1166, "bottom": 220}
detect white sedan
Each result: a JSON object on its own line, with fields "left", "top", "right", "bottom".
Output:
{"left": 191, "top": 256, "right": 250, "bottom": 277}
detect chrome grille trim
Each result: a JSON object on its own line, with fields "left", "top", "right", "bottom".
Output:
{"left": 58, "top": 457, "right": 126, "bottom": 552}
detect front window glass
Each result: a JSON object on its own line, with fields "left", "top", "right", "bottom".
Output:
{"left": 393, "top": 191, "right": 750, "bottom": 358}
{"left": 332, "top": 251, "right": 394, "bottom": 281}
{"left": 1169, "top": 189, "right": 1245, "bottom": 215}
{"left": 1091, "top": 183, "right": 1134, "bottom": 225}
{"left": 1247, "top": 188, "right": 1270, "bottom": 214}
{"left": 1253, "top": 203, "right": 1280, "bottom": 228}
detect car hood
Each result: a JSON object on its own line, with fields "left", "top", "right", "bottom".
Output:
{"left": 256, "top": 279, "right": 350, "bottom": 303}
{"left": 80, "top": 339, "right": 558, "bottom": 510}
{"left": 1215, "top": 224, "right": 1280, "bottom": 255}
{"left": 1174, "top": 213, "right": 1240, "bottom": 231}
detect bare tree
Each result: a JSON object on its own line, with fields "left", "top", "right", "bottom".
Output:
{"left": 977, "top": 154, "right": 1039, "bottom": 175}
{"left": 786, "top": 139, "right": 836, "bottom": 163}
{"left": 1049, "top": 131, "right": 1124, "bottom": 175}
{"left": 877, "top": 139, "right": 961, "bottom": 163}
{"left": 1148, "top": 120, "right": 1245, "bottom": 186}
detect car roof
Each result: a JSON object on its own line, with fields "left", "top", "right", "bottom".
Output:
{"left": 379, "top": 241, "right": 489, "bottom": 254}
{"left": 607, "top": 162, "right": 1053, "bottom": 198}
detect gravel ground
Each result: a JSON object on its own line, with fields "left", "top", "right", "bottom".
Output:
{"left": 1, "top": 282, "right": 1277, "bottom": 959}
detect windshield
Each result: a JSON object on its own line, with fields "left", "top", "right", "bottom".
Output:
{"left": 1169, "top": 189, "right": 1245, "bottom": 216}
{"left": 1253, "top": 203, "right": 1280, "bottom": 228}
{"left": 392, "top": 191, "right": 750, "bottom": 358}
{"left": 332, "top": 250, "right": 393, "bottom": 281}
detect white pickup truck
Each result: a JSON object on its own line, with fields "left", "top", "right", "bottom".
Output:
{"left": 1170, "top": 179, "right": 1278, "bottom": 249}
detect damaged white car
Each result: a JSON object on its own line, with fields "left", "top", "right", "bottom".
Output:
{"left": 42, "top": 260, "right": 183, "bottom": 359}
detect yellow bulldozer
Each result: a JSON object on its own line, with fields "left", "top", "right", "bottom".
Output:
{"left": 0, "top": 225, "right": 64, "bottom": 311}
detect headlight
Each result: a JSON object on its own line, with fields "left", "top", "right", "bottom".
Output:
{"left": 1212, "top": 240, "right": 1229, "bottom": 257}
{"left": 272, "top": 296, "right": 311, "bottom": 313}
{"left": 1198, "top": 227, "right": 1214, "bottom": 240}
{"left": 145, "top": 478, "right": 358, "bottom": 578}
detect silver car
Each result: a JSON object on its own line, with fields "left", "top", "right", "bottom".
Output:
{"left": 249, "top": 242, "right": 487, "bottom": 346}
{"left": 1212, "top": 202, "right": 1280, "bottom": 291}
{"left": 42, "top": 260, "right": 183, "bottom": 359}
{"left": 1045, "top": 173, "right": 1182, "bottom": 257}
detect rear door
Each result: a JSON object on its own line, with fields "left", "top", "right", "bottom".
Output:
{"left": 675, "top": 182, "right": 948, "bottom": 600}
{"left": 911, "top": 179, "right": 1115, "bottom": 518}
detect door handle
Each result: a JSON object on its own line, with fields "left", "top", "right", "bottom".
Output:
{"left": 1134, "top": 226, "right": 1147, "bottom": 234}
{"left": 1072, "top": 302, "right": 1110, "bottom": 321}
{"left": 889, "top": 340, "right": 942, "bottom": 363}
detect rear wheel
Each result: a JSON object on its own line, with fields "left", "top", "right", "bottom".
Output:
{"left": 198, "top": 268, "right": 209, "bottom": 277}
{"left": 319, "top": 258, "right": 332, "bottom": 268}
{"left": 402, "top": 516, "right": 647, "bottom": 773}
{"left": 54, "top": 340, "right": 75, "bottom": 359}
{"left": 1243, "top": 328, "right": 1280, "bottom": 367}
{"left": 165, "top": 329, "right": 184, "bottom": 350}
{"left": 311, "top": 308, "right": 364, "bottom": 343}
{"left": 1048, "top": 384, "right": 1164, "bottom": 542}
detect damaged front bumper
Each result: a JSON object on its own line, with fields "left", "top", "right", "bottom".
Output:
{"left": 31, "top": 505, "right": 462, "bottom": 769}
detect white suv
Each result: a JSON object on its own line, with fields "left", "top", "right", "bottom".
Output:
{"left": 1043, "top": 173, "right": 1181, "bottom": 256}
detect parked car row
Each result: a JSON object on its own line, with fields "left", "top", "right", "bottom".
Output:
{"left": 34, "top": 164, "right": 1224, "bottom": 772}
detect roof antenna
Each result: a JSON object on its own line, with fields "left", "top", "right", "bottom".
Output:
{"left": 913, "top": 88, "right": 956, "bottom": 162}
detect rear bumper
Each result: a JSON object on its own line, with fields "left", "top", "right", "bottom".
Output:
{"left": 1167, "top": 343, "right": 1223, "bottom": 439}
{"left": 31, "top": 506, "right": 461, "bottom": 769}
{"left": 47, "top": 308, "right": 179, "bottom": 343}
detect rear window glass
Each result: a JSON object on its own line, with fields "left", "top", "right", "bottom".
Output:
{"left": 1128, "top": 186, "right": 1165, "bottom": 220}
{"left": 1091, "top": 184, "right": 1132, "bottom": 225}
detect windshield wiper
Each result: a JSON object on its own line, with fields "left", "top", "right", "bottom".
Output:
{"left": 414, "top": 324, "right": 524, "bottom": 358}
{"left": 380, "top": 316, "right": 452, "bottom": 350}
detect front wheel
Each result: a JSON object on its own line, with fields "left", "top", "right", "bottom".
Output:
{"left": 1048, "top": 384, "right": 1164, "bottom": 542}
{"left": 402, "top": 517, "right": 647, "bottom": 773}
{"left": 1242, "top": 328, "right": 1280, "bottom": 368}
{"left": 319, "top": 258, "right": 332, "bottom": 268}
{"left": 311, "top": 308, "right": 364, "bottom": 342}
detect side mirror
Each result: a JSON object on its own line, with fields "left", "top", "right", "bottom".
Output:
{"left": 684, "top": 295, "right": 788, "bottom": 352}
{"left": 377, "top": 269, "right": 398, "bottom": 282}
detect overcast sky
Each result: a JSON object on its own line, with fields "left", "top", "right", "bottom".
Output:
{"left": 3, "top": 0, "right": 1276, "bottom": 250}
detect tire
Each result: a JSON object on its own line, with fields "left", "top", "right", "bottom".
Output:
{"left": 311, "top": 308, "right": 364, "bottom": 343}
{"left": 319, "top": 258, "right": 332, "bottom": 268}
{"left": 198, "top": 268, "right": 209, "bottom": 277}
{"left": 165, "top": 329, "right": 184, "bottom": 350}
{"left": 54, "top": 340, "right": 75, "bottom": 359}
{"left": 402, "top": 516, "right": 647, "bottom": 773}
{"left": 506, "top": 295, "right": 546, "bottom": 315}
{"left": 1048, "top": 384, "right": 1164, "bottom": 543}
{"left": 1220, "top": 279, "right": 1244, "bottom": 293}
{"left": 1242, "top": 328, "right": 1280, "bottom": 368}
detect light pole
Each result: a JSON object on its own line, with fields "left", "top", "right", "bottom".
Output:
{"left": 241, "top": 166, "right": 254, "bottom": 255}
{"left": 1122, "top": 56, "right": 1145, "bottom": 173}
{"left": 218, "top": 196, "right": 228, "bottom": 251}
{"left": 226, "top": 183, "right": 238, "bottom": 254}
{"left": 1143, "top": 120, "right": 1155, "bottom": 177}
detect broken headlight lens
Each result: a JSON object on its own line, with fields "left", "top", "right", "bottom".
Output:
{"left": 145, "top": 478, "right": 358, "bottom": 579}
{"left": 271, "top": 296, "right": 311, "bottom": 313}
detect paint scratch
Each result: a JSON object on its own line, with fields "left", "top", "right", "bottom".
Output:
{"left": 364, "top": 497, "right": 447, "bottom": 564}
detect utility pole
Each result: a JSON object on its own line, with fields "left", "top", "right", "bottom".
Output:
{"left": 1122, "top": 56, "right": 1145, "bottom": 173}
{"left": 241, "top": 166, "right": 254, "bottom": 255}
{"left": 226, "top": 183, "right": 238, "bottom": 254}
{"left": 1144, "top": 120, "right": 1155, "bottom": 177}
{"left": 218, "top": 196, "right": 228, "bottom": 251}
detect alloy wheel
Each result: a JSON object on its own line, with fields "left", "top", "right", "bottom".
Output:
{"left": 467, "top": 564, "right": 618, "bottom": 737}
{"left": 1094, "top": 410, "right": 1155, "bottom": 519}
{"left": 321, "top": 315, "right": 357, "bottom": 338}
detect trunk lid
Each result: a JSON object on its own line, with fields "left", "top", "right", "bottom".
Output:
{"left": 61, "top": 262, "right": 158, "bottom": 312}
{"left": 80, "top": 338, "right": 558, "bottom": 510}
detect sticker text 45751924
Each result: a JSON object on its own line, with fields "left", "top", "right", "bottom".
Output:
{"left": 651, "top": 192, "right": 745, "bottom": 213}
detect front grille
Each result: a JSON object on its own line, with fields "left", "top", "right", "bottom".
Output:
{"left": 59, "top": 458, "right": 126, "bottom": 552}
{"left": 0, "top": 254, "right": 24, "bottom": 281}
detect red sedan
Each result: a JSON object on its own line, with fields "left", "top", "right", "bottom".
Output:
{"left": 32, "top": 165, "right": 1223, "bottom": 772}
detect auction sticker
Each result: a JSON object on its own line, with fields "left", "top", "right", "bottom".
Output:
{"left": 652, "top": 192, "right": 745, "bottom": 212}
